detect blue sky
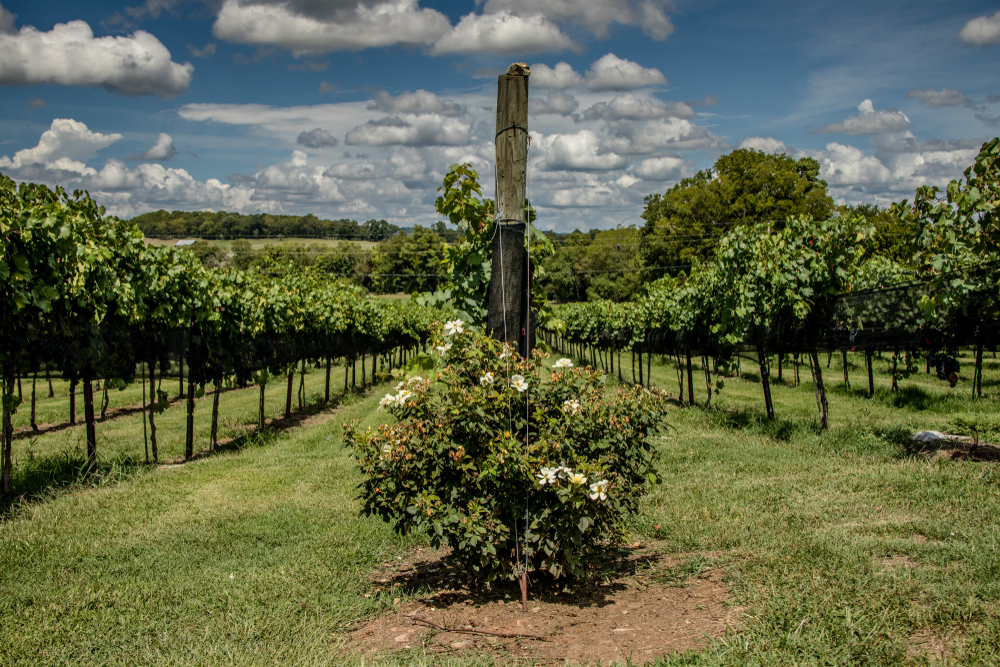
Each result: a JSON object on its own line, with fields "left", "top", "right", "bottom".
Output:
{"left": 1, "top": 0, "right": 998, "bottom": 230}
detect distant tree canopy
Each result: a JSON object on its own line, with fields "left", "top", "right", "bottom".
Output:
{"left": 538, "top": 227, "right": 643, "bottom": 303}
{"left": 130, "top": 209, "right": 400, "bottom": 241}
{"left": 639, "top": 149, "right": 835, "bottom": 278}
{"left": 839, "top": 202, "right": 917, "bottom": 266}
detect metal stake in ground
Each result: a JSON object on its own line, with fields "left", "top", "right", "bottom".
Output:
{"left": 487, "top": 63, "right": 531, "bottom": 357}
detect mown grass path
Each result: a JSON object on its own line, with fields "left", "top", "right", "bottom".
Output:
{"left": 2, "top": 351, "right": 999, "bottom": 665}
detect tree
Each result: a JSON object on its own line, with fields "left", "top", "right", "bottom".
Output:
{"left": 639, "top": 149, "right": 834, "bottom": 278}
{"left": 372, "top": 226, "right": 447, "bottom": 294}
{"left": 362, "top": 219, "right": 399, "bottom": 242}
{"left": 840, "top": 203, "right": 917, "bottom": 265}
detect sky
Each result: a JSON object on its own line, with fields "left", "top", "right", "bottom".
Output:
{"left": 0, "top": 0, "right": 999, "bottom": 231}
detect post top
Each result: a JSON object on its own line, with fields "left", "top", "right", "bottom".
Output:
{"left": 505, "top": 63, "right": 530, "bottom": 76}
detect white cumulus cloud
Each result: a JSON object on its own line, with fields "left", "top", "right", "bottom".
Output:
{"left": 585, "top": 53, "right": 666, "bottom": 91}
{"left": 212, "top": 0, "right": 451, "bottom": 53}
{"left": 483, "top": 0, "right": 674, "bottom": 40}
{"left": 0, "top": 4, "right": 15, "bottom": 34}
{"left": 957, "top": 10, "right": 1000, "bottom": 47}
{"left": 817, "top": 143, "right": 892, "bottom": 186}
{"left": 0, "top": 118, "right": 122, "bottom": 174}
{"left": 534, "top": 130, "right": 630, "bottom": 171}
{"left": 630, "top": 155, "right": 684, "bottom": 181}
{"left": 429, "top": 11, "right": 577, "bottom": 56}
{"left": 737, "top": 136, "right": 801, "bottom": 155}
{"left": 814, "top": 99, "right": 910, "bottom": 136}
{"left": 601, "top": 118, "right": 727, "bottom": 155}
{"left": 0, "top": 18, "right": 193, "bottom": 97}
{"left": 581, "top": 93, "right": 694, "bottom": 121}
{"left": 530, "top": 61, "right": 582, "bottom": 88}
{"left": 345, "top": 115, "right": 472, "bottom": 146}
{"left": 296, "top": 128, "right": 339, "bottom": 148}
{"left": 905, "top": 88, "right": 972, "bottom": 108}
{"left": 368, "top": 89, "right": 466, "bottom": 116}
{"left": 128, "top": 132, "right": 178, "bottom": 161}
{"left": 530, "top": 90, "right": 579, "bottom": 116}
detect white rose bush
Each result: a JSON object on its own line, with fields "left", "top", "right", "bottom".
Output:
{"left": 344, "top": 321, "right": 669, "bottom": 582}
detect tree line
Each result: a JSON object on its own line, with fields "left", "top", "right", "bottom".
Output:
{"left": 133, "top": 209, "right": 403, "bottom": 241}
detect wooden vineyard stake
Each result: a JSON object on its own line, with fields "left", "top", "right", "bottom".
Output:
{"left": 487, "top": 63, "right": 531, "bottom": 357}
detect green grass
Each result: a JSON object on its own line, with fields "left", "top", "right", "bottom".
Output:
{"left": 2, "top": 349, "right": 1000, "bottom": 665}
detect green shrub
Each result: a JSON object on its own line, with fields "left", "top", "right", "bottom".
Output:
{"left": 343, "top": 321, "right": 668, "bottom": 582}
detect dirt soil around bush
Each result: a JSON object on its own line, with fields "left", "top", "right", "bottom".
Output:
{"left": 345, "top": 544, "right": 744, "bottom": 665}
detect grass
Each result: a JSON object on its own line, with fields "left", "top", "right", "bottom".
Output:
{"left": 2, "top": 349, "right": 999, "bottom": 665}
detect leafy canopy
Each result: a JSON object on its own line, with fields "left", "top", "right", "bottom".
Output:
{"left": 639, "top": 148, "right": 834, "bottom": 277}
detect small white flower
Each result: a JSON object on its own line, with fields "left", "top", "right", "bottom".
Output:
{"left": 568, "top": 472, "right": 588, "bottom": 486}
{"left": 553, "top": 358, "right": 573, "bottom": 369}
{"left": 382, "top": 444, "right": 393, "bottom": 454}
{"left": 378, "top": 394, "right": 394, "bottom": 410}
{"left": 562, "top": 399, "right": 581, "bottom": 416}
{"left": 589, "top": 480, "right": 608, "bottom": 501}
{"left": 393, "top": 389, "right": 412, "bottom": 407}
{"left": 510, "top": 374, "right": 528, "bottom": 393}
{"left": 444, "top": 320, "right": 465, "bottom": 336}
{"left": 407, "top": 376, "right": 423, "bottom": 386}
{"left": 536, "top": 466, "right": 559, "bottom": 486}
{"left": 480, "top": 372, "right": 495, "bottom": 386}
{"left": 499, "top": 344, "right": 513, "bottom": 360}
{"left": 435, "top": 342, "right": 453, "bottom": 355}
{"left": 395, "top": 382, "right": 405, "bottom": 391}
{"left": 557, "top": 466, "right": 572, "bottom": 478}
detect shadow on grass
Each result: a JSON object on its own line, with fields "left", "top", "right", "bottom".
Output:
{"left": 379, "top": 544, "right": 685, "bottom": 609}
{"left": 701, "top": 407, "right": 801, "bottom": 441}
{"left": 1, "top": 447, "right": 148, "bottom": 519}
{"left": 2, "top": 391, "right": 353, "bottom": 520}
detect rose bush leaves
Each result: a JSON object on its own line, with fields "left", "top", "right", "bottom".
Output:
{"left": 344, "top": 322, "right": 669, "bottom": 582}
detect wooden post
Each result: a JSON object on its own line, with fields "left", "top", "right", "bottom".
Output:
{"left": 30, "top": 372, "right": 37, "bottom": 431}
{"left": 70, "top": 379, "right": 77, "bottom": 425}
{"left": 1, "top": 365, "right": 13, "bottom": 497}
{"left": 185, "top": 376, "right": 195, "bottom": 460}
{"left": 685, "top": 349, "right": 694, "bottom": 405}
{"left": 258, "top": 377, "right": 266, "bottom": 431}
{"left": 141, "top": 362, "right": 149, "bottom": 464}
{"left": 866, "top": 349, "right": 875, "bottom": 397}
{"left": 703, "top": 354, "right": 712, "bottom": 408}
{"left": 809, "top": 350, "right": 829, "bottom": 429}
{"left": 84, "top": 380, "right": 97, "bottom": 467}
{"left": 325, "top": 357, "right": 331, "bottom": 404}
{"left": 756, "top": 342, "right": 774, "bottom": 419}
{"left": 211, "top": 381, "right": 220, "bottom": 450}
{"left": 488, "top": 63, "right": 531, "bottom": 353}
{"left": 149, "top": 361, "right": 159, "bottom": 463}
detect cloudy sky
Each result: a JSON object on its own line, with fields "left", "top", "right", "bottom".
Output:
{"left": 1, "top": 0, "right": 998, "bottom": 230}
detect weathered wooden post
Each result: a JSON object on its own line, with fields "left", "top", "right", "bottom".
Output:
{"left": 489, "top": 61, "right": 532, "bottom": 612}
{"left": 487, "top": 63, "right": 531, "bottom": 357}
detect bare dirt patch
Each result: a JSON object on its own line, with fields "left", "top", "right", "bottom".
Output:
{"left": 906, "top": 628, "right": 963, "bottom": 662}
{"left": 883, "top": 554, "right": 917, "bottom": 568}
{"left": 345, "top": 545, "right": 743, "bottom": 666}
